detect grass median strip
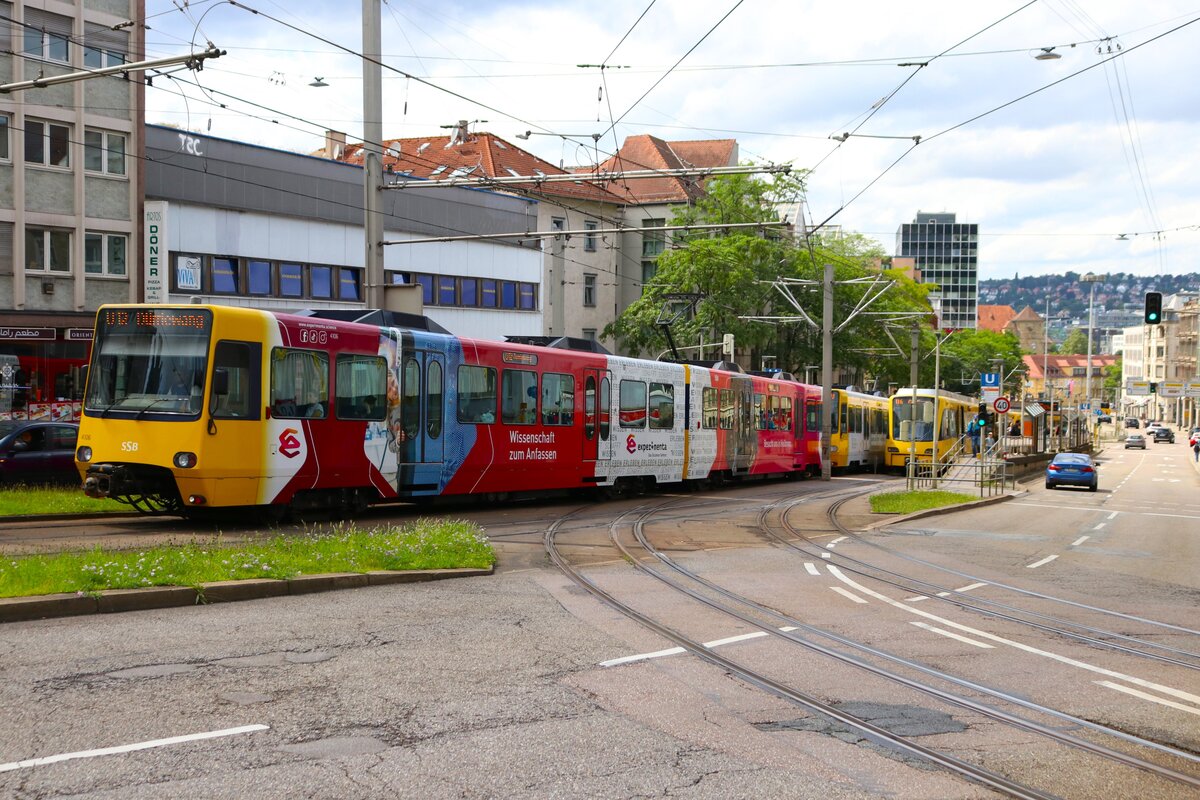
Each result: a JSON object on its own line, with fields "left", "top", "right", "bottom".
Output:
{"left": 869, "top": 490, "right": 976, "bottom": 515}
{"left": 0, "top": 519, "right": 495, "bottom": 599}
{"left": 0, "top": 485, "right": 127, "bottom": 516}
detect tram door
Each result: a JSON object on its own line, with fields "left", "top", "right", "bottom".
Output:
{"left": 729, "top": 377, "right": 754, "bottom": 473}
{"left": 398, "top": 350, "right": 445, "bottom": 492}
{"left": 582, "top": 369, "right": 612, "bottom": 465}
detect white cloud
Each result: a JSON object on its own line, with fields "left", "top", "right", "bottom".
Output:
{"left": 144, "top": 0, "right": 1200, "bottom": 279}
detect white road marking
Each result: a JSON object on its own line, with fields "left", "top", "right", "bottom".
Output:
{"left": 910, "top": 621, "right": 994, "bottom": 649}
{"left": 1107, "top": 512, "right": 1118, "bottom": 520}
{"left": 1071, "top": 536, "right": 1090, "bottom": 547}
{"left": 1092, "top": 523, "right": 1106, "bottom": 530}
{"left": 0, "top": 725, "right": 270, "bottom": 773}
{"left": 820, "top": 551, "right": 832, "bottom": 559}
{"left": 1012, "top": 502, "right": 1200, "bottom": 521}
{"left": 600, "top": 626, "right": 799, "bottom": 667}
{"left": 830, "top": 536, "right": 847, "bottom": 545}
{"left": 830, "top": 586, "right": 868, "bottom": 604}
{"left": 804, "top": 562, "right": 821, "bottom": 576}
{"left": 826, "top": 565, "right": 1200, "bottom": 705}
{"left": 935, "top": 591, "right": 951, "bottom": 597}
{"left": 953, "top": 582, "right": 988, "bottom": 593}
{"left": 1027, "top": 554, "right": 1059, "bottom": 569}
{"left": 1096, "top": 681, "right": 1200, "bottom": 717}
{"left": 904, "top": 595, "right": 930, "bottom": 602}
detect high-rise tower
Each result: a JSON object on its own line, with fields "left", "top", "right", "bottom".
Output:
{"left": 895, "top": 212, "right": 978, "bottom": 329}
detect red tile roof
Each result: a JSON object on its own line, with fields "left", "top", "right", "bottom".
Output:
{"left": 582, "top": 135, "right": 738, "bottom": 204}
{"left": 337, "top": 132, "right": 626, "bottom": 205}
{"left": 1011, "top": 305, "right": 1042, "bottom": 322}
{"left": 977, "top": 304, "right": 1016, "bottom": 333}
{"left": 1022, "top": 354, "right": 1117, "bottom": 381}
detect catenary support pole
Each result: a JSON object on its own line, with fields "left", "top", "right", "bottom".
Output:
{"left": 363, "top": 0, "right": 384, "bottom": 309}
{"left": 821, "top": 263, "right": 834, "bottom": 481}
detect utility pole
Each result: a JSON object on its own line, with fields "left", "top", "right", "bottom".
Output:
{"left": 910, "top": 323, "right": 919, "bottom": 387}
{"left": 821, "top": 263, "right": 834, "bottom": 481}
{"left": 362, "top": 0, "right": 384, "bottom": 309}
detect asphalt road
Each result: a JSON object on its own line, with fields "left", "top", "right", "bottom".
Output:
{"left": 1, "top": 456, "right": 1197, "bottom": 798}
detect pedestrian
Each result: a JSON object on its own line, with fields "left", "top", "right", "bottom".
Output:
{"left": 1193, "top": 439, "right": 1199, "bottom": 463}
{"left": 968, "top": 414, "right": 981, "bottom": 455}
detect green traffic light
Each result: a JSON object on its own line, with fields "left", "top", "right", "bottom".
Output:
{"left": 1149, "top": 313, "right": 1159, "bottom": 321}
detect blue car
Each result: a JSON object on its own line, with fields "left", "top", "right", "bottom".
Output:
{"left": 1045, "top": 452, "right": 1097, "bottom": 492}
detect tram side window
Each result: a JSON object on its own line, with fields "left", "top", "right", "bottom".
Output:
{"left": 584, "top": 375, "right": 596, "bottom": 439}
{"left": 502, "top": 369, "right": 537, "bottom": 424}
{"left": 702, "top": 387, "right": 718, "bottom": 428}
{"left": 849, "top": 405, "right": 862, "bottom": 434}
{"left": 649, "top": 382, "right": 674, "bottom": 429}
{"left": 754, "top": 393, "right": 765, "bottom": 430}
{"left": 211, "top": 341, "right": 260, "bottom": 419}
{"left": 619, "top": 380, "right": 647, "bottom": 429}
{"left": 336, "top": 354, "right": 386, "bottom": 420}
{"left": 457, "top": 365, "right": 496, "bottom": 424}
{"left": 872, "top": 408, "right": 886, "bottom": 435}
{"left": 806, "top": 402, "right": 820, "bottom": 435}
{"left": 426, "top": 361, "right": 443, "bottom": 439}
{"left": 779, "top": 397, "right": 792, "bottom": 432}
{"left": 270, "top": 348, "right": 328, "bottom": 419}
{"left": 541, "top": 373, "right": 574, "bottom": 426}
{"left": 719, "top": 389, "right": 734, "bottom": 430}
{"left": 599, "top": 377, "right": 610, "bottom": 440}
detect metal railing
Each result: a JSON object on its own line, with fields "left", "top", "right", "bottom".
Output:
{"left": 906, "top": 450, "right": 1015, "bottom": 496}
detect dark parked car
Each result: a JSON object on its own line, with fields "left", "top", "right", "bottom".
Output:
{"left": 1125, "top": 418, "right": 1140, "bottom": 428}
{"left": 0, "top": 421, "right": 81, "bottom": 486}
{"left": 1097, "top": 413, "right": 1113, "bottom": 424}
{"left": 1153, "top": 426, "right": 1175, "bottom": 443}
{"left": 1045, "top": 452, "right": 1098, "bottom": 492}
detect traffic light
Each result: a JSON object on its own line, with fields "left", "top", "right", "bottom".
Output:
{"left": 1150, "top": 381, "right": 1157, "bottom": 394}
{"left": 1145, "top": 291, "right": 1163, "bottom": 325}
{"left": 976, "top": 401, "right": 989, "bottom": 426}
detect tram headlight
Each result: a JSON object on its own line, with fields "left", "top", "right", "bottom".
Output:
{"left": 76, "top": 446, "right": 92, "bottom": 462}
{"left": 173, "top": 451, "right": 198, "bottom": 469}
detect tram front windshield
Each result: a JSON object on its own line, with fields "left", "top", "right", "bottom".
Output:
{"left": 84, "top": 309, "right": 213, "bottom": 417}
{"left": 892, "top": 396, "right": 936, "bottom": 442}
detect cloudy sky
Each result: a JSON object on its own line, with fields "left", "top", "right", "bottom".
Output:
{"left": 143, "top": 0, "right": 1200, "bottom": 281}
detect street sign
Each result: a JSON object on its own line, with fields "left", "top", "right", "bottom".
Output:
{"left": 1187, "top": 380, "right": 1200, "bottom": 398}
{"left": 1126, "top": 380, "right": 1150, "bottom": 396}
{"left": 993, "top": 397, "right": 1011, "bottom": 414}
{"left": 1160, "top": 381, "right": 1185, "bottom": 398}
{"left": 981, "top": 372, "right": 1000, "bottom": 388}
{"left": 1080, "top": 402, "right": 1090, "bottom": 411}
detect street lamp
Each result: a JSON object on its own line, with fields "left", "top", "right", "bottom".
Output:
{"left": 1081, "top": 273, "right": 1105, "bottom": 438}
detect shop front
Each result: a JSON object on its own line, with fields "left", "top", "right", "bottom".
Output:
{"left": 0, "top": 314, "right": 94, "bottom": 421}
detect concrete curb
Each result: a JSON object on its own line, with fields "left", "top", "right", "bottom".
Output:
{"left": 0, "top": 565, "right": 495, "bottom": 624}
{"left": 860, "top": 490, "right": 1026, "bottom": 532}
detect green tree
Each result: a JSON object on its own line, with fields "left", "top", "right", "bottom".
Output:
{"left": 1059, "top": 327, "right": 1089, "bottom": 354}
{"left": 936, "top": 329, "right": 1025, "bottom": 396}
{"left": 605, "top": 168, "right": 935, "bottom": 387}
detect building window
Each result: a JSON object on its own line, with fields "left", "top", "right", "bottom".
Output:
{"left": 584, "top": 221, "right": 598, "bottom": 252}
{"left": 583, "top": 274, "right": 596, "bottom": 307}
{"left": 22, "top": 10, "right": 71, "bottom": 63}
{"left": 24, "top": 120, "right": 70, "bottom": 167}
{"left": 0, "top": 115, "right": 8, "bottom": 161}
{"left": 25, "top": 228, "right": 70, "bottom": 272}
{"left": 212, "top": 257, "right": 240, "bottom": 293}
{"left": 415, "top": 274, "right": 434, "bottom": 304}
{"left": 248, "top": 259, "right": 272, "bottom": 295}
{"left": 338, "top": 267, "right": 361, "bottom": 301}
{"left": 641, "top": 260, "right": 658, "bottom": 290}
{"left": 83, "top": 130, "right": 126, "bottom": 176}
{"left": 481, "top": 279, "right": 497, "bottom": 308}
{"left": 460, "top": 278, "right": 478, "bottom": 306}
{"left": 437, "top": 275, "right": 456, "bottom": 305}
{"left": 310, "top": 265, "right": 332, "bottom": 298}
{"left": 519, "top": 283, "right": 536, "bottom": 310}
{"left": 278, "top": 263, "right": 303, "bottom": 296}
{"left": 84, "top": 233, "right": 127, "bottom": 276}
{"left": 642, "top": 218, "right": 666, "bottom": 258}
{"left": 582, "top": 328, "right": 597, "bottom": 342}
{"left": 83, "top": 23, "right": 128, "bottom": 69}
{"left": 500, "top": 281, "right": 517, "bottom": 309}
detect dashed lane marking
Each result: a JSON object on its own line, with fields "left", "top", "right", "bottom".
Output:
{"left": 0, "top": 725, "right": 270, "bottom": 773}
{"left": 1026, "top": 554, "right": 1059, "bottom": 569}
{"left": 1096, "top": 681, "right": 1200, "bottom": 717}
{"left": 1071, "top": 536, "right": 1090, "bottom": 547}
{"left": 831, "top": 586, "right": 868, "bottom": 604}
{"left": 911, "top": 621, "right": 994, "bottom": 648}
{"left": 826, "top": 565, "right": 1200, "bottom": 705}
{"left": 600, "top": 626, "right": 799, "bottom": 667}
{"left": 804, "top": 562, "right": 821, "bottom": 576}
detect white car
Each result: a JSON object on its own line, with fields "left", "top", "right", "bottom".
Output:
{"left": 1125, "top": 433, "right": 1146, "bottom": 450}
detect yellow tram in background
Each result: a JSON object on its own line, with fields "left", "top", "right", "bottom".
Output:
{"left": 827, "top": 388, "right": 889, "bottom": 470}
{"left": 885, "top": 388, "right": 976, "bottom": 468}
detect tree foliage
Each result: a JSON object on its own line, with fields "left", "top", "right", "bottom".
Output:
{"left": 1058, "top": 328, "right": 1089, "bottom": 355}
{"left": 604, "top": 169, "right": 942, "bottom": 389}
{"left": 936, "top": 329, "right": 1025, "bottom": 396}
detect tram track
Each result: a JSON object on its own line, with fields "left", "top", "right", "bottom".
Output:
{"left": 545, "top": 488, "right": 1200, "bottom": 798}
{"left": 764, "top": 495, "right": 1200, "bottom": 669}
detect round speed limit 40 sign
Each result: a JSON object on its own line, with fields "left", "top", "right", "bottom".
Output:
{"left": 993, "top": 397, "right": 1011, "bottom": 414}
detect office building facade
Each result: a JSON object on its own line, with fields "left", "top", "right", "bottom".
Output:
{"left": 895, "top": 211, "right": 978, "bottom": 330}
